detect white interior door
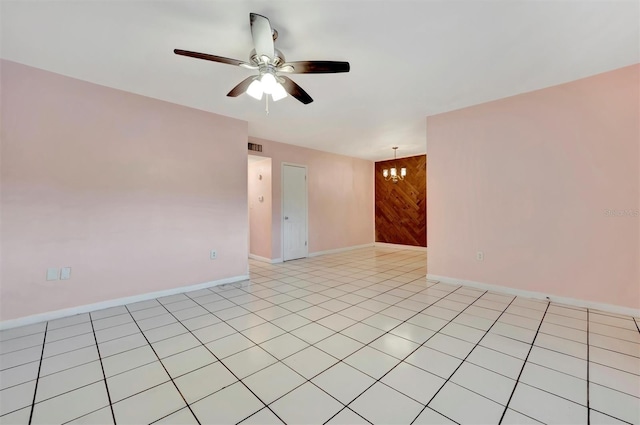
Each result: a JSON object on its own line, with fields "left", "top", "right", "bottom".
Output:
{"left": 283, "top": 164, "right": 308, "bottom": 261}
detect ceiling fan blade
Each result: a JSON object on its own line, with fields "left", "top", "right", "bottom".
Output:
{"left": 280, "top": 76, "right": 313, "bottom": 104}
{"left": 174, "top": 49, "right": 246, "bottom": 66}
{"left": 280, "top": 61, "right": 350, "bottom": 74}
{"left": 250, "top": 13, "right": 275, "bottom": 61}
{"left": 227, "top": 76, "right": 256, "bottom": 97}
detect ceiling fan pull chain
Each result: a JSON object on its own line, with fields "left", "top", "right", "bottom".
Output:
{"left": 265, "top": 94, "right": 269, "bottom": 115}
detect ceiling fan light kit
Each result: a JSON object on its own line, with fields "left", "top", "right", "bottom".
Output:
{"left": 246, "top": 79, "right": 264, "bottom": 100}
{"left": 174, "top": 13, "right": 350, "bottom": 111}
{"left": 383, "top": 147, "right": 407, "bottom": 183}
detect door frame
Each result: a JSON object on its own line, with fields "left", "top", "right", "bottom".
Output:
{"left": 281, "top": 162, "right": 309, "bottom": 261}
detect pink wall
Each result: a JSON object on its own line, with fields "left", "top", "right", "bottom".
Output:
{"left": 427, "top": 64, "right": 640, "bottom": 309}
{"left": 248, "top": 137, "right": 374, "bottom": 259}
{"left": 1, "top": 60, "right": 249, "bottom": 321}
{"left": 248, "top": 158, "right": 272, "bottom": 259}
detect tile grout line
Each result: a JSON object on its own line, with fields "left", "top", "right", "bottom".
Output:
{"left": 3, "top": 324, "right": 216, "bottom": 388}
{"left": 186, "top": 268, "right": 546, "bottom": 419}
{"left": 4, "top": 299, "right": 636, "bottom": 379}
{"left": 88, "top": 312, "right": 116, "bottom": 424}
{"left": 192, "top": 266, "right": 445, "bottom": 362}
{"left": 172, "top": 256, "right": 456, "bottom": 422}
{"left": 7, "top": 249, "right": 635, "bottom": 425}
{"left": 274, "top": 282, "right": 467, "bottom": 420}
{"left": 123, "top": 305, "right": 203, "bottom": 425}
{"left": 257, "top": 280, "right": 465, "bottom": 422}
{"left": 154, "top": 300, "right": 289, "bottom": 425}
{"left": 8, "top": 285, "right": 630, "bottom": 341}
{"left": 322, "top": 287, "right": 486, "bottom": 424}
{"left": 27, "top": 322, "right": 48, "bottom": 425}
{"left": 0, "top": 330, "right": 49, "bottom": 345}
{"left": 243, "top": 256, "right": 639, "bottom": 396}
{"left": 0, "top": 360, "right": 42, "bottom": 380}
{"left": 177, "top": 267, "right": 443, "bottom": 421}
{"left": 27, "top": 381, "right": 110, "bottom": 411}
{"left": 235, "top": 407, "right": 292, "bottom": 425}
{"left": 148, "top": 407, "right": 195, "bottom": 425}
{"left": 2, "top": 255, "right": 442, "bottom": 414}
{"left": 121, "top": 258, "right": 436, "bottom": 388}
{"left": 0, "top": 258, "right": 338, "bottom": 339}
{"left": 5, "top": 252, "right": 628, "bottom": 351}
{"left": 5, "top": 303, "right": 630, "bottom": 358}
{"left": 216, "top": 268, "right": 447, "bottom": 351}
{"left": 44, "top": 323, "right": 598, "bottom": 425}
{"left": 589, "top": 408, "right": 636, "bottom": 424}
{"left": 322, "top": 407, "right": 374, "bottom": 425}
{"left": 497, "top": 301, "right": 551, "bottom": 424}
{"left": 408, "top": 294, "right": 518, "bottom": 425}
{"left": 8, "top": 274, "right": 635, "bottom": 361}
{"left": 10, "top": 314, "right": 624, "bottom": 418}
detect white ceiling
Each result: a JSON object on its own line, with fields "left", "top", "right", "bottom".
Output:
{"left": 1, "top": 1, "right": 638, "bottom": 161}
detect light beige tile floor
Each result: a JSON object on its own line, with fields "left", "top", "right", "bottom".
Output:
{"left": 0, "top": 247, "right": 639, "bottom": 424}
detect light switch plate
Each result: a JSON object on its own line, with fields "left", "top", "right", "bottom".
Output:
{"left": 46, "top": 268, "right": 59, "bottom": 281}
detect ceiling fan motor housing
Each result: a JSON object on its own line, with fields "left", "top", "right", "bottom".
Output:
{"left": 250, "top": 48, "right": 285, "bottom": 67}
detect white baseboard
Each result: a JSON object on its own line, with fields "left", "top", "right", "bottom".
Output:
{"left": 248, "top": 254, "right": 282, "bottom": 264}
{"left": 375, "top": 242, "right": 428, "bottom": 252}
{"left": 0, "top": 274, "right": 250, "bottom": 331}
{"left": 308, "top": 243, "right": 375, "bottom": 257}
{"left": 427, "top": 274, "right": 640, "bottom": 318}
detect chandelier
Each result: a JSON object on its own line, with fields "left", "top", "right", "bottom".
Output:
{"left": 382, "top": 147, "right": 407, "bottom": 183}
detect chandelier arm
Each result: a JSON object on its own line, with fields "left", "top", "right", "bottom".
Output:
{"left": 382, "top": 147, "right": 406, "bottom": 183}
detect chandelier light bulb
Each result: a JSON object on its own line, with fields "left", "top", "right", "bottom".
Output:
{"left": 381, "top": 147, "right": 407, "bottom": 183}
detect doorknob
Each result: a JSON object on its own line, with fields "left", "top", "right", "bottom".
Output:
{"left": 284, "top": 216, "right": 289, "bottom": 220}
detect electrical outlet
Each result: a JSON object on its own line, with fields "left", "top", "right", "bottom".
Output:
{"left": 60, "top": 267, "right": 72, "bottom": 280}
{"left": 210, "top": 250, "right": 217, "bottom": 260}
{"left": 476, "top": 251, "right": 484, "bottom": 261}
{"left": 46, "top": 268, "right": 59, "bottom": 281}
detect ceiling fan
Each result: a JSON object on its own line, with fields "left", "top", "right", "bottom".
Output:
{"left": 174, "top": 13, "right": 350, "bottom": 105}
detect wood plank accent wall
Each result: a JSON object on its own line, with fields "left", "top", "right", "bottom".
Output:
{"left": 375, "top": 154, "right": 427, "bottom": 247}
